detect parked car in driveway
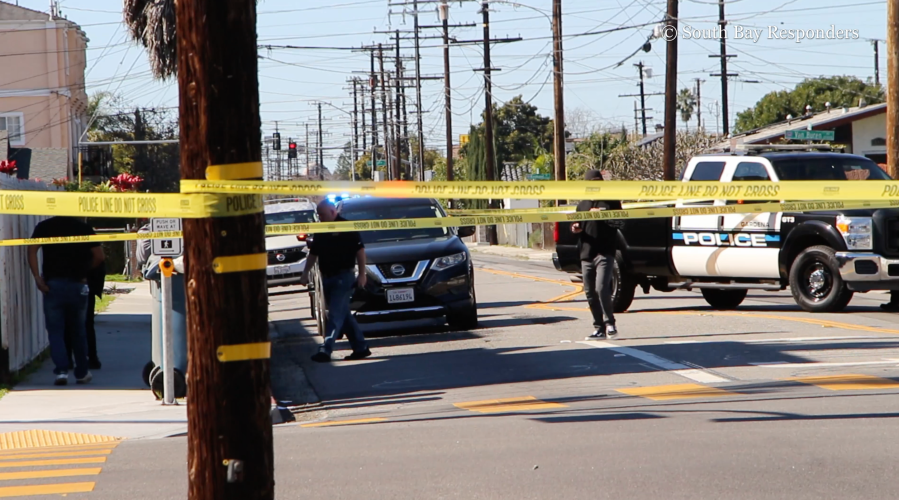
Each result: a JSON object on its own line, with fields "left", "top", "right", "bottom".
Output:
{"left": 309, "top": 197, "right": 477, "bottom": 335}
{"left": 265, "top": 198, "right": 317, "bottom": 287}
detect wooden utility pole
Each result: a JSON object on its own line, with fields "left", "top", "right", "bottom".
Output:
{"left": 317, "top": 102, "right": 324, "bottom": 178}
{"left": 552, "top": 0, "right": 566, "bottom": 187}
{"left": 662, "top": 0, "right": 678, "bottom": 181}
{"left": 619, "top": 63, "right": 662, "bottom": 136}
{"left": 352, "top": 79, "right": 360, "bottom": 166}
{"left": 709, "top": 0, "right": 737, "bottom": 137}
{"left": 873, "top": 39, "right": 882, "bottom": 87}
{"left": 174, "top": 0, "right": 273, "bottom": 498}
{"left": 694, "top": 78, "right": 704, "bottom": 131}
{"left": 413, "top": 0, "right": 426, "bottom": 181}
{"left": 395, "top": 30, "right": 404, "bottom": 181}
{"left": 377, "top": 44, "right": 393, "bottom": 180}
{"left": 481, "top": 0, "right": 498, "bottom": 244}
{"left": 440, "top": 0, "right": 453, "bottom": 189}
{"left": 370, "top": 50, "right": 379, "bottom": 161}
{"left": 888, "top": 0, "right": 899, "bottom": 178}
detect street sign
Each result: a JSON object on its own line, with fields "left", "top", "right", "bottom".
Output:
{"left": 151, "top": 218, "right": 182, "bottom": 257}
{"left": 785, "top": 129, "right": 835, "bottom": 141}
{"left": 365, "top": 160, "right": 387, "bottom": 167}
{"left": 527, "top": 173, "right": 552, "bottom": 181}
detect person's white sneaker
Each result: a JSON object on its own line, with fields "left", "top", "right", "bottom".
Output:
{"left": 605, "top": 325, "right": 619, "bottom": 340}
{"left": 54, "top": 372, "right": 68, "bottom": 386}
{"left": 585, "top": 330, "right": 605, "bottom": 340}
{"left": 75, "top": 372, "right": 92, "bottom": 385}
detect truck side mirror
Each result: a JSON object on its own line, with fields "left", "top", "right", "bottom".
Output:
{"left": 457, "top": 226, "right": 476, "bottom": 238}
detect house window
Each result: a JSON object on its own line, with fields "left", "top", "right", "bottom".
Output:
{"left": 0, "top": 113, "right": 25, "bottom": 146}
{"left": 871, "top": 137, "right": 886, "bottom": 147}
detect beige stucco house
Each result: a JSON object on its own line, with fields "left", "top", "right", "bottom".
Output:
{"left": 0, "top": 1, "right": 88, "bottom": 180}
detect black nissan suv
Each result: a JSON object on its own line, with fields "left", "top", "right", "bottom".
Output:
{"left": 309, "top": 197, "right": 478, "bottom": 335}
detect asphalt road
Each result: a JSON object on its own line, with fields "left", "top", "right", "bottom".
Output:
{"left": 41, "top": 254, "right": 899, "bottom": 499}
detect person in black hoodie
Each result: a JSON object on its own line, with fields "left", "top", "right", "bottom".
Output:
{"left": 571, "top": 169, "right": 622, "bottom": 339}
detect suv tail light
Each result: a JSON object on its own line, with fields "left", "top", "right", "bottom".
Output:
{"left": 297, "top": 233, "right": 307, "bottom": 242}
{"left": 553, "top": 222, "right": 560, "bottom": 243}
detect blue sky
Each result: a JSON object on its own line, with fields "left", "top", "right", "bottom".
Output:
{"left": 18, "top": 0, "right": 887, "bottom": 168}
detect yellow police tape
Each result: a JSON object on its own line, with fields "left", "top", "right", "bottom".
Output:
{"left": 3, "top": 199, "right": 898, "bottom": 247}
{"left": 180, "top": 179, "right": 899, "bottom": 201}
{"left": 446, "top": 199, "right": 706, "bottom": 215}
{"left": 0, "top": 191, "right": 264, "bottom": 218}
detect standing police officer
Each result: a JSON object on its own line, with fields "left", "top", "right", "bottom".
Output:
{"left": 300, "top": 200, "right": 372, "bottom": 362}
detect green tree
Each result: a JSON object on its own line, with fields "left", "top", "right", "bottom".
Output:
{"left": 567, "top": 132, "right": 629, "bottom": 180}
{"left": 676, "top": 88, "right": 696, "bottom": 130}
{"left": 735, "top": 76, "right": 883, "bottom": 133}
{"left": 86, "top": 92, "right": 180, "bottom": 192}
{"left": 462, "top": 126, "right": 488, "bottom": 210}
{"left": 466, "top": 95, "right": 554, "bottom": 168}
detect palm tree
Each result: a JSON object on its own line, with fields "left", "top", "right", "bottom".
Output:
{"left": 124, "top": 0, "right": 177, "bottom": 80}
{"left": 676, "top": 88, "right": 697, "bottom": 131}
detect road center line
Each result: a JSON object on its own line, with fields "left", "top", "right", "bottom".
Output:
{"left": 578, "top": 341, "right": 729, "bottom": 383}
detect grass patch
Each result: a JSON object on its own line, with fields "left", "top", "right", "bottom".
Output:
{"left": 95, "top": 295, "right": 117, "bottom": 313}
{"left": 0, "top": 348, "right": 51, "bottom": 401}
{"left": 106, "top": 274, "right": 141, "bottom": 283}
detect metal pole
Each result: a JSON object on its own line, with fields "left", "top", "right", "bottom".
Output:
{"left": 440, "top": 0, "right": 454, "bottom": 198}
{"left": 160, "top": 257, "right": 175, "bottom": 406}
{"left": 662, "top": 0, "right": 678, "bottom": 181}
{"left": 413, "top": 0, "right": 426, "bottom": 181}
{"left": 874, "top": 39, "right": 881, "bottom": 87}
{"left": 717, "top": 0, "right": 729, "bottom": 137}
{"left": 637, "top": 61, "right": 647, "bottom": 136}
{"left": 887, "top": 0, "right": 899, "bottom": 178}
{"left": 317, "top": 103, "right": 324, "bottom": 178}
{"left": 552, "top": 0, "right": 566, "bottom": 188}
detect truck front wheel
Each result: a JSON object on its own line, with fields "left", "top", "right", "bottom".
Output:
{"left": 789, "top": 245, "right": 853, "bottom": 313}
{"left": 612, "top": 252, "right": 637, "bottom": 313}
{"left": 700, "top": 288, "right": 747, "bottom": 310}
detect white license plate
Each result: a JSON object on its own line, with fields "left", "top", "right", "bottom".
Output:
{"left": 273, "top": 265, "right": 291, "bottom": 275}
{"left": 387, "top": 287, "right": 415, "bottom": 304}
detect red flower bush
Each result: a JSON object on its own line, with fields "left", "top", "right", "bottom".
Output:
{"left": 0, "top": 160, "right": 16, "bottom": 175}
{"left": 109, "top": 173, "right": 143, "bottom": 192}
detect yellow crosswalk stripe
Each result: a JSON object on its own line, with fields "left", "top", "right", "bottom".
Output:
{"left": 453, "top": 396, "right": 567, "bottom": 413}
{"left": 301, "top": 418, "right": 387, "bottom": 428}
{"left": 617, "top": 383, "right": 738, "bottom": 401}
{"left": 0, "top": 482, "right": 94, "bottom": 497}
{"left": 0, "top": 449, "right": 113, "bottom": 461}
{"left": 0, "top": 442, "right": 119, "bottom": 456}
{"left": 0, "top": 430, "right": 120, "bottom": 450}
{"left": 0, "top": 457, "right": 106, "bottom": 468}
{"left": 0, "top": 468, "right": 102, "bottom": 481}
{"left": 788, "top": 374, "right": 899, "bottom": 391}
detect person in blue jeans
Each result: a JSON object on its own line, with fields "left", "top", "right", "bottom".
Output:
{"left": 28, "top": 217, "right": 105, "bottom": 385}
{"left": 300, "top": 200, "right": 371, "bottom": 362}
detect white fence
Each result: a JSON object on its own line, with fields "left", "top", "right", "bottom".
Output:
{"left": 0, "top": 174, "right": 55, "bottom": 373}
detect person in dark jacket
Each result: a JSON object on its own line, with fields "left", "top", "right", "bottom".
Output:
{"left": 571, "top": 169, "right": 622, "bottom": 339}
{"left": 67, "top": 261, "right": 105, "bottom": 369}
{"left": 299, "top": 200, "right": 371, "bottom": 362}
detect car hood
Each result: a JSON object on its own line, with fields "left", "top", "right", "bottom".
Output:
{"left": 363, "top": 236, "right": 466, "bottom": 264}
{"left": 265, "top": 235, "right": 306, "bottom": 252}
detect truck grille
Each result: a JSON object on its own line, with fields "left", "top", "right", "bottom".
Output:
{"left": 887, "top": 218, "right": 899, "bottom": 253}
{"left": 267, "top": 247, "right": 305, "bottom": 265}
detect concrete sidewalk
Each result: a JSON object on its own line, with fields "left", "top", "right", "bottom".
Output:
{"left": 465, "top": 242, "right": 555, "bottom": 261}
{"left": 0, "top": 280, "right": 188, "bottom": 441}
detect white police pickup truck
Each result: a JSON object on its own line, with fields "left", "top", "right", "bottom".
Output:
{"left": 264, "top": 198, "right": 316, "bottom": 287}
{"left": 553, "top": 148, "right": 899, "bottom": 313}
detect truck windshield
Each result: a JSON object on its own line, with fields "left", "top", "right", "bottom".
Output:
{"left": 264, "top": 210, "right": 316, "bottom": 225}
{"left": 772, "top": 157, "right": 891, "bottom": 181}
{"left": 339, "top": 204, "right": 448, "bottom": 243}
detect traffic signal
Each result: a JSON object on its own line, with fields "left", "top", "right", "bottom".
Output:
{"left": 288, "top": 141, "right": 297, "bottom": 159}
{"left": 273, "top": 132, "right": 281, "bottom": 150}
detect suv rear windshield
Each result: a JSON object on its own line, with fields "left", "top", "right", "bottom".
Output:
{"left": 339, "top": 204, "right": 448, "bottom": 243}
{"left": 265, "top": 210, "right": 316, "bottom": 225}
{"left": 772, "top": 157, "right": 891, "bottom": 181}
